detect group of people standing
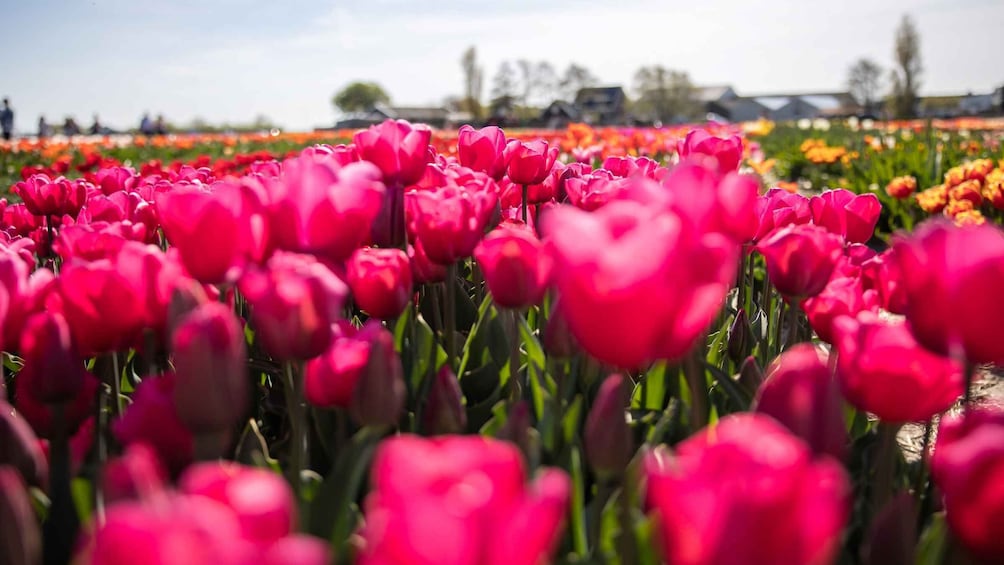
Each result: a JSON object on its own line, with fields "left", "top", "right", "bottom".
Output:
{"left": 0, "top": 98, "right": 170, "bottom": 140}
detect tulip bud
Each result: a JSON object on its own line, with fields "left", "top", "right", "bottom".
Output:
{"left": 166, "top": 279, "right": 209, "bottom": 338}
{"left": 754, "top": 344, "right": 847, "bottom": 461}
{"left": 473, "top": 223, "right": 551, "bottom": 309}
{"left": 543, "top": 304, "right": 577, "bottom": 358}
{"left": 18, "top": 311, "right": 85, "bottom": 405}
{"left": 737, "top": 355, "right": 764, "bottom": 393}
{"left": 422, "top": 366, "right": 467, "bottom": 435}
{"left": 863, "top": 493, "right": 916, "bottom": 565}
{"left": 171, "top": 302, "right": 249, "bottom": 436}
{"left": 726, "top": 309, "right": 750, "bottom": 364}
{"left": 346, "top": 247, "right": 413, "bottom": 320}
{"left": 0, "top": 401, "right": 48, "bottom": 488}
{"left": 585, "top": 374, "right": 633, "bottom": 478}
{"left": 498, "top": 401, "right": 532, "bottom": 457}
{"left": 349, "top": 326, "right": 405, "bottom": 428}
{"left": 0, "top": 466, "right": 42, "bottom": 565}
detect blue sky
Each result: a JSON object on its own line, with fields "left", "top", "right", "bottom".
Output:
{"left": 1, "top": 0, "right": 1000, "bottom": 132}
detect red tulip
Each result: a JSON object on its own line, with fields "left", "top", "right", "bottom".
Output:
{"left": 504, "top": 139, "right": 558, "bottom": 185}
{"left": 584, "top": 374, "right": 633, "bottom": 477}
{"left": 753, "top": 188, "right": 812, "bottom": 242}
{"left": 802, "top": 276, "right": 877, "bottom": 344}
{"left": 892, "top": 220, "right": 1004, "bottom": 364}
{"left": 931, "top": 407, "right": 1004, "bottom": 561}
{"left": 269, "top": 155, "right": 385, "bottom": 262}
{"left": 346, "top": 247, "right": 413, "bottom": 320}
{"left": 678, "top": 129, "right": 743, "bottom": 174}
{"left": 357, "top": 435, "right": 570, "bottom": 565}
{"left": 353, "top": 120, "right": 432, "bottom": 187}
{"left": 545, "top": 197, "right": 738, "bottom": 368}
{"left": 406, "top": 177, "right": 497, "bottom": 265}
{"left": 754, "top": 344, "right": 847, "bottom": 460}
{"left": 13, "top": 174, "right": 87, "bottom": 217}
{"left": 113, "top": 373, "right": 194, "bottom": 473}
{"left": 473, "top": 223, "right": 551, "bottom": 309}
{"left": 238, "top": 252, "right": 348, "bottom": 361}
{"left": 758, "top": 224, "right": 843, "bottom": 300}
{"left": 810, "top": 189, "right": 881, "bottom": 244}
{"left": 833, "top": 312, "right": 964, "bottom": 422}
{"left": 171, "top": 302, "right": 249, "bottom": 436}
{"left": 18, "top": 311, "right": 86, "bottom": 404}
{"left": 644, "top": 413, "right": 850, "bottom": 565}
{"left": 458, "top": 125, "right": 507, "bottom": 180}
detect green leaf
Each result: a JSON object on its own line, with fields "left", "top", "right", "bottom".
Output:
{"left": 71, "top": 478, "right": 93, "bottom": 525}
{"left": 915, "top": 513, "right": 949, "bottom": 565}
{"left": 569, "top": 446, "right": 589, "bottom": 558}
{"left": 562, "top": 395, "right": 584, "bottom": 446}
{"left": 704, "top": 361, "right": 752, "bottom": 412}
{"left": 457, "top": 295, "right": 494, "bottom": 378}
{"left": 308, "top": 430, "right": 379, "bottom": 560}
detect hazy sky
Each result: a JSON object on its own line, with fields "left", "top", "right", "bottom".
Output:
{"left": 1, "top": 0, "right": 1001, "bottom": 132}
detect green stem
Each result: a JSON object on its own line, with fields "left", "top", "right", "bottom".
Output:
{"left": 588, "top": 481, "right": 615, "bottom": 555}
{"left": 109, "top": 352, "right": 122, "bottom": 417}
{"left": 284, "top": 361, "right": 305, "bottom": 499}
{"left": 509, "top": 308, "right": 522, "bottom": 404}
{"left": 444, "top": 263, "right": 457, "bottom": 364}
{"left": 870, "top": 423, "right": 901, "bottom": 517}
{"left": 683, "top": 348, "right": 708, "bottom": 431}
{"left": 784, "top": 298, "right": 801, "bottom": 349}
{"left": 962, "top": 361, "right": 976, "bottom": 411}
{"left": 43, "top": 403, "right": 78, "bottom": 565}
{"left": 616, "top": 478, "right": 638, "bottom": 565}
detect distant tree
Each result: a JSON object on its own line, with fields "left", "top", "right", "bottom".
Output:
{"left": 460, "top": 46, "right": 483, "bottom": 119}
{"left": 332, "top": 81, "right": 390, "bottom": 113}
{"left": 517, "top": 59, "right": 535, "bottom": 108}
{"left": 559, "top": 63, "right": 599, "bottom": 101}
{"left": 632, "top": 66, "right": 700, "bottom": 123}
{"left": 490, "top": 62, "right": 519, "bottom": 105}
{"left": 847, "top": 58, "right": 883, "bottom": 115}
{"left": 889, "top": 14, "right": 922, "bottom": 118}
{"left": 533, "top": 62, "right": 559, "bottom": 105}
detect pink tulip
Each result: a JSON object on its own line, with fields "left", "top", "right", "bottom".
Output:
{"left": 406, "top": 176, "right": 497, "bottom": 265}
{"left": 357, "top": 435, "right": 570, "bottom": 565}
{"left": 758, "top": 224, "right": 844, "bottom": 300}
{"left": 754, "top": 344, "right": 847, "bottom": 460}
{"left": 644, "top": 413, "right": 850, "bottom": 565}
{"left": 753, "top": 188, "right": 812, "bottom": 242}
{"left": 353, "top": 119, "right": 432, "bottom": 186}
{"left": 238, "top": 252, "right": 348, "bottom": 361}
{"left": 473, "top": 223, "right": 551, "bottom": 309}
{"left": 13, "top": 174, "right": 87, "bottom": 218}
{"left": 892, "top": 220, "right": 1004, "bottom": 364}
{"left": 602, "top": 155, "right": 661, "bottom": 179}
{"left": 102, "top": 444, "right": 167, "bottom": 504}
{"left": 346, "top": 247, "right": 413, "bottom": 320}
{"left": 171, "top": 302, "right": 249, "bottom": 435}
{"left": 157, "top": 187, "right": 248, "bottom": 284}
{"left": 809, "top": 189, "right": 881, "bottom": 244}
{"left": 113, "top": 373, "right": 194, "bottom": 473}
{"left": 584, "top": 374, "right": 633, "bottom": 477}
{"left": 408, "top": 239, "right": 447, "bottom": 283}
{"left": 860, "top": 249, "right": 906, "bottom": 315}
{"left": 931, "top": 407, "right": 1004, "bottom": 561}
{"left": 458, "top": 125, "right": 507, "bottom": 180}
{"left": 802, "top": 276, "right": 877, "bottom": 344}
{"left": 14, "top": 370, "right": 98, "bottom": 441}
{"left": 268, "top": 155, "right": 386, "bottom": 262}
{"left": 504, "top": 139, "right": 559, "bottom": 185}
{"left": 0, "top": 399, "right": 49, "bottom": 488}
{"left": 94, "top": 166, "right": 138, "bottom": 195}
{"left": 545, "top": 197, "right": 738, "bottom": 368}
{"left": 18, "top": 311, "right": 86, "bottom": 404}
{"left": 662, "top": 159, "right": 760, "bottom": 244}
{"left": 0, "top": 467, "right": 41, "bottom": 565}
{"left": 51, "top": 259, "right": 145, "bottom": 355}
{"left": 421, "top": 366, "right": 467, "bottom": 435}
{"left": 563, "top": 172, "right": 631, "bottom": 212}
{"left": 833, "top": 312, "right": 964, "bottom": 422}
{"left": 678, "top": 129, "right": 743, "bottom": 174}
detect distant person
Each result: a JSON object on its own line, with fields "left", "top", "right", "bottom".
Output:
{"left": 0, "top": 98, "right": 13, "bottom": 140}
{"left": 140, "top": 113, "right": 154, "bottom": 136}
{"left": 154, "top": 114, "right": 167, "bottom": 135}
{"left": 38, "top": 116, "right": 52, "bottom": 139}
{"left": 89, "top": 114, "right": 103, "bottom": 135}
{"left": 63, "top": 117, "right": 81, "bottom": 136}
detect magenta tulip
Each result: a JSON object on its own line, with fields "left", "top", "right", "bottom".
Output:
{"left": 357, "top": 435, "right": 570, "bottom": 565}
{"left": 810, "top": 189, "right": 881, "bottom": 244}
{"left": 473, "top": 223, "right": 551, "bottom": 309}
{"left": 931, "top": 407, "right": 1004, "bottom": 561}
{"left": 157, "top": 186, "right": 248, "bottom": 284}
{"left": 758, "top": 223, "right": 844, "bottom": 300}
{"left": 753, "top": 188, "right": 812, "bottom": 242}
{"left": 754, "top": 344, "right": 847, "bottom": 460}
{"left": 677, "top": 129, "right": 743, "bottom": 174}
{"left": 18, "top": 311, "right": 86, "bottom": 404}
{"left": 458, "top": 125, "right": 507, "bottom": 180}
{"left": 346, "top": 247, "right": 413, "bottom": 320}
{"left": 802, "top": 276, "right": 876, "bottom": 344}
{"left": 644, "top": 413, "right": 850, "bottom": 565}
{"left": 833, "top": 312, "right": 964, "bottom": 422}
{"left": 406, "top": 177, "right": 497, "bottom": 265}
{"left": 893, "top": 220, "right": 1004, "bottom": 364}
{"left": 504, "top": 139, "right": 559, "bottom": 185}
{"left": 113, "top": 373, "right": 194, "bottom": 473}
{"left": 13, "top": 174, "right": 87, "bottom": 218}
{"left": 353, "top": 119, "right": 432, "bottom": 186}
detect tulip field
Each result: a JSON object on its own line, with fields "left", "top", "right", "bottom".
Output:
{"left": 1, "top": 118, "right": 1004, "bottom": 565}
